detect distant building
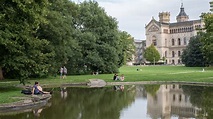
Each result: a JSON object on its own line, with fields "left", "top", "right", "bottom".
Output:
{"left": 210, "top": 1, "right": 213, "bottom": 12}
{"left": 133, "top": 39, "right": 146, "bottom": 65}
{"left": 145, "top": 3, "right": 204, "bottom": 65}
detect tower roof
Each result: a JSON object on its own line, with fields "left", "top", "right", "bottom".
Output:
{"left": 177, "top": 3, "right": 188, "bottom": 17}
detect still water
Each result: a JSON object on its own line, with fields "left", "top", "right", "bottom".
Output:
{"left": 0, "top": 84, "right": 213, "bottom": 119}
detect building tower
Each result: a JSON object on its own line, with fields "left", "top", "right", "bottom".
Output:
{"left": 176, "top": 3, "right": 189, "bottom": 22}
{"left": 159, "top": 12, "right": 170, "bottom": 23}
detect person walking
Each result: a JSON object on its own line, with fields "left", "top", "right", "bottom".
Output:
{"left": 63, "top": 66, "right": 67, "bottom": 79}
{"left": 60, "top": 67, "right": 63, "bottom": 79}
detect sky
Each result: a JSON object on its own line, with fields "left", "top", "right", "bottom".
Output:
{"left": 73, "top": 0, "right": 210, "bottom": 40}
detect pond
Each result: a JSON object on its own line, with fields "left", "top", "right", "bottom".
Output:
{"left": 0, "top": 84, "right": 213, "bottom": 119}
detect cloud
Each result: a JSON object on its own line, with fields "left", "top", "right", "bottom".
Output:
{"left": 72, "top": 0, "right": 210, "bottom": 39}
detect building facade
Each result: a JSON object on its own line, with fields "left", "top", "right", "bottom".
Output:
{"left": 145, "top": 4, "right": 204, "bottom": 65}
{"left": 133, "top": 39, "right": 146, "bottom": 65}
{"left": 210, "top": 1, "right": 213, "bottom": 12}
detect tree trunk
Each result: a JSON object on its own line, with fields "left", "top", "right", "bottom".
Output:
{"left": 0, "top": 67, "right": 4, "bottom": 80}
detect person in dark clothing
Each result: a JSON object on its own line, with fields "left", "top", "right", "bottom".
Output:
{"left": 32, "top": 82, "right": 50, "bottom": 95}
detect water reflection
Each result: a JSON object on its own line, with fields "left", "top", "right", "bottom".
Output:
{"left": 0, "top": 84, "right": 213, "bottom": 119}
{"left": 146, "top": 84, "right": 195, "bottom": 118}
{"left": 33, "top": 108, "right": 43, "bottom": 117}
{"left": 114, "top": 85, "right": 125, "bottom": 91}
{"left": 60, "top": 87, "right": 67, "bottom": 99}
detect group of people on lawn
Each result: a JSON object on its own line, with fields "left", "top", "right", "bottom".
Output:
{"left": 113, "top": 74, "right": 124, "bottom": 81}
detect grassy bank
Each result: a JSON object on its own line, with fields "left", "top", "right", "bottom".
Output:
{"left": 0, "top": 65, "right": 213, "bottom": 104}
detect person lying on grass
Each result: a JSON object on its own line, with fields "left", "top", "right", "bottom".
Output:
{"left": 32, "top": 81, "right": 50, "bottom": 95}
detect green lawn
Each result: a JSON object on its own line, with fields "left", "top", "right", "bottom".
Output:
{"left": 0, "top": 86, "right": 24, "bottom": 104}
{"left": 0, "top": 65, "right": 213, "bottom": 104}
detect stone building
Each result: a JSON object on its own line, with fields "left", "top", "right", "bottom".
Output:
{"left": 145, "top": 4, "right": 204, "bottom": 65}
{"left": 210, "top": 1, "right": 213, "bottom": 12}
{"left": 134, "top": 39, "right": 146, "bottom": 65}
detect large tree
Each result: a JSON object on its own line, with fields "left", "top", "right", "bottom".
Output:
{"left": 37, "top": 0, "right": 80, "bottom": 75}
{"left": 144, "top": 44, "right": 160, "bottom": 64}
{"left": 200, "top": 13, "right": 213, "bottom": 66}
{"left": 181, "top": 35, "right": 206, "bottom": 67}
{"left": 0, "top": 0, "right": 53, "bottom": 84}
{"left": 117, "top": 31, "right": 135, "bottom": 67}
{"left": 0, "top": 0, "right": 135, "bottom": 81}
{"left": 73, "top": 1, "right": 121, "bottom": 73}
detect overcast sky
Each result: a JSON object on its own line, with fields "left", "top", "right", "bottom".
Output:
{"left": 73, "top": 0, "right": 210, "bottom": 40}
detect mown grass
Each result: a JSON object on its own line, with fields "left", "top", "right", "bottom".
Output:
{"left": 0, "top": 86, "right": 23, "bottom": 104}
{"left": 0, "top": 65, "right": 212, "bottom": 104}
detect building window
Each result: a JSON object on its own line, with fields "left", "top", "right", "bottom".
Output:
{"left": 179, "top": 95, "right": 182, "bottom": 102}
{"left": 173, "top": 94, "right": 176, "bottom": 101}
{"left": 165, "top": 51, "right": 167, "bottom": 57}
{"left": 178, "top": 51, "right": 181, "bottom": 56}
{"left": 152, "top": 36, "right": 157, "bottom": 46}
{"left": 163, "top": 29, "right": 168, "bottom": 33}
{"left": 172, "top": 60, "right": 175, "bottom": 64}
{"left": 172, "top": 39, "right": 175, "bottom": 46}
{"left": 178, "top": 59, "right": 181, "bottom": 64}
{"left": 172, "top": 51, "right": 175, "bottom": 57}
{"left": 178, "top": 38, "right": 181, "bottom": 45}
{"left": 184, "top": 37, "right": 187, "bottom": 45}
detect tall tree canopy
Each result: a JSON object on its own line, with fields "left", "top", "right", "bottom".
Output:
{"left": 0, "top": 0, "right": 53, "bottom": 83}
{"left": 37, "top": 0, "right": 80, "bottom": 75}
{"left": 0, "top": 0, "right": 135, "bottom": 83}
{"left": 144, "top": 44, "right": 160, "bottom": 64}
{"left": 117, "top": 31, "right": 135, "bottom": 67}
{"left": 72, "top": 1, "right": 121, "bottom": 73}
{"left": 181, "top": 35, "right": 206, "bottom": 67}
{"left": 200, "top": 13, "right": 213, "bottom": 66}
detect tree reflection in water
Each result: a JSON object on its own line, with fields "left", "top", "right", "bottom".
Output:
{"left": 0, "top": 85, "right": 213, "bottom": 119}
{"left": 0, "top": 86, "right": 136, "bottom": 119}
{"left": 182, "top": 85, "right": 213, "bottom": 118}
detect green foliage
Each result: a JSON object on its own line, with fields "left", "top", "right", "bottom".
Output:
{"left": 37, "top": 0, "right": 80, "bottom": 75}
{"left": 200, "top": 13, "right": 213, "bottom": 66}
{"left": 182, "top": 86, "right": 213, "bottom": 118}
{"left": 144, "top": 44, "right": 160, "bottom": 63}
{"left": 144, "top": 84, "right": 160, "bottom": 96}
{"left": 73, "top": 1, "right": 121, "bottom": 73}
{"left": 117, "top": 31, "right": 135, "bottom": 66}
{"left": 0, "top": 0, "right": 135, "bottom": 83}
{"left": 0, "top": 0, "right": 53, "bottom": 84}
{"left": 181, "top": 35, "right": 206, "bottom": 67}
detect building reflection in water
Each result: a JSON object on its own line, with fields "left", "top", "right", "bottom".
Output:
{"left": 146, "top": 84, "right": 200, "bottom": 119}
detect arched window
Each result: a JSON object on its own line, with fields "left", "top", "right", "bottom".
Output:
{"left": 178, "top": 38, "right": 181, "bottom": 45}
{"left": 152, "top": 36, "right": 157, "bottom": 46}
{"left": 178, "top": 51, "right": 181, "bottom": 56}
{"left": 172, "top": 51, "right": 175, "bottom": 57}
{"left": 172, "top": 39, "right": 175, "bottom": 46}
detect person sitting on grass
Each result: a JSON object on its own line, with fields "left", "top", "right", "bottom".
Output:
{"left": 113, "top": 74, "right": 119, "bottom": 80}
{"left": 120, "top": 74, "right": 125, "bottom": 81}
{"left": 32, "top": 81, "right": 50, "bottom": 95}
